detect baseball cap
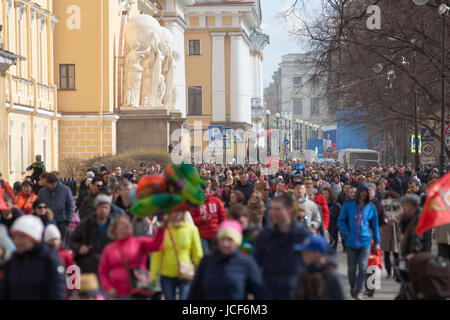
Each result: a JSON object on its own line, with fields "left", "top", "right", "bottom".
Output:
{"left": 293, "top": 235, "right": 329, "bottom": 255}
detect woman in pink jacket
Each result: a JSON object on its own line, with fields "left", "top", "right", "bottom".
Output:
{"left": 98, "top": 214, "right": 167, "bottom": 299}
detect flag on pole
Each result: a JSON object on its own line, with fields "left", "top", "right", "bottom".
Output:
{"left": 416, "top": 172, "right": 450, "bottom": 236}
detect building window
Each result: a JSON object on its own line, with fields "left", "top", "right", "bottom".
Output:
{"left": 43, "top": 139, "right": 46, "bottom": 164}
{"left": 293, "top": 99, "right": 302, "bottom": 114}
{"left": 311, "top": 97, "right": 320, "bottom": 115}
{"left": 293, "top": 77, "right": 302, "bottom": 88}
{"left": 21, "top": 137, "right": 24, "bottom": 174}
{"left": 188, "top": 86, "right": 202, "bottom": 115}
{"left": 311, "top": 75, "right": 320, "bottom": 86}
{"left": 8, "top": 135, "right": 12, "bottom": 174}
{"left": 59, "top": 64, "right": 75, "bottom": 90}
{"left": 294, "top": 129, "right": 302, "bottom": 150}
{"left": 188, "top": 40, "right": 201, "bottom": 56}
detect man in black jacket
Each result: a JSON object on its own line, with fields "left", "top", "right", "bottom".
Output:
{"left": 234, "top": 172, "right": 254, "bottom": 204}
{"left": 253, "top": 195, "right": 311, "bottom": 299}
{"left": 69, "top": 195, "right": 113, "bottom": 274}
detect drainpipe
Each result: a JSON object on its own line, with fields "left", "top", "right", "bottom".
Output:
{"left": 5, "top": 72, "right": 13, "bottom": 181}
{"left": 30, "top": 76, "right": 38, "bottom": 161}
{"left": 99, "top": 0, "right": 104, "bottom": 156}
{"left": 50, "top": 83, "right": 57, "bottom": 171}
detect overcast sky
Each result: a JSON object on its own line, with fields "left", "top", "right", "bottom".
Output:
{"left": 260, "top": 0, "right": 322, "bottom": 88}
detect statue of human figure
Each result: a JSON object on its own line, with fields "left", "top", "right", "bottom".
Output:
{"left": 161, "top": 46, "right": 180, "bottom": 110}
{"left": 140, "top": 32, "right": 164, "bottom": 108}
{"left": 122, "top": 41, "right": 148, "bottom": 107}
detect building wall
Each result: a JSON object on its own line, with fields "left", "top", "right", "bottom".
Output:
{"left": 0, "top": 0, "right": 59, "bottom": 183}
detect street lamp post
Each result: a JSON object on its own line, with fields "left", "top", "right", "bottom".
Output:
{"left": 275, "top": 112, "right": 280, "bottom": 157}
{"left": 413, "top": 0, "right": 449, "bottom": 176}
{"left": 439, "top": 2, "right": 448, "bottom": 176}
{"left": 284, "top": 116, "right": 288, "bottom": 160}
{"left": 299, "top": 120, "right": 304, "bottom": 150}
{"left": 289, "top": 117, "right": 292, "bottom": 153}
{"left": 412, "top": 43, "right": 420, "bottom": 169}
{"left": 266, "top": 110, "right": 271, "bottom": 156}
{"left": 305, "top": 122, "right": 309, "bottom": 150}
{"left": 295, "top": 119, "right": 300, "bottom": 150}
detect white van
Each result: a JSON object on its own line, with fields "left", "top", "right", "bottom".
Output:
{"left": 337, "top": 149, "right": 380, "bottom": 169}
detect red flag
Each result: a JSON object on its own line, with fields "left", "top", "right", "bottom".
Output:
{"left": 416, "top": 172, "right": 450, "bottom": 236}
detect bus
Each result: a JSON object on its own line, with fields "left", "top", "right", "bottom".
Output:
{"left": 337, "top": 149, "right": 380, "bottom": 169}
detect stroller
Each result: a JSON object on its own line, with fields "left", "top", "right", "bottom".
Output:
{"left": 395, "top": 253, "right": 450, "bottom": 300}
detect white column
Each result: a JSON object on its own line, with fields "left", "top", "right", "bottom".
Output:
{"left": 211, "top": 32, "right": 226, "bottom": 122}
{"left": 230, "top": 33, "right": 250, "bottom": 123}
{"left": 165, "top": 20, "right": 187, "bottom": 117}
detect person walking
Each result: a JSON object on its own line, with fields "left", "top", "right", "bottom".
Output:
{"left": 0, "top": 215, "right": 66, "bottom": 300}
{"left": 190, "top": 182, "right": 227, "bottom": 255}
{"left": 150, "top": 211, "right": 203, "bottom": 300}
{"left": 188, "top": 220, "right": 268, "bottom": 300}
{"left": 44, "top": 224, "right": 74, "bottom": 269}
{"left": 337, "top": 182, "right": 381, "bottom": 300}
{"left": 253, "top": 195, "right": 311, "bottom": 300}
{"left": 322, "top": 187, "right": 341, "bottom": 252}
{"left": 31, "top": 199, "right": 55, "bottom": 227}
{"left": 294, "top": 235, "right": 347, "bottom": 300}
{"left": 98, "top": 215, "right": 166, "bottom": 299}
{"left": 69, "top": 195, "right": 114, "bottom": 274}
{"left": 37, "top": 173, "right": 74, "bottom": 239}
{"left": 435, "top": 224, "right": 450, "bottom": 261}
{"left": 13, "top": 181, "right": 37, "bottom": 215}
{"left": 0, "top": 196, "right": 24, "bottom": 231}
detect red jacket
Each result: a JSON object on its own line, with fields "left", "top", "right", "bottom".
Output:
{"left": 58, "top": 246, "right": 74, "bottom": 268}
{"left": 314, "top": 193, "right": 329, "bottom": 230}
{"left": 0, "top": 185, "right": 7, "bottom": 210}
{"left": 98, "top": 230, "right": 165, "bottom": 297}
{"left": 190, "top": 194, "right": 227, "bottom": 240}
{"left": 0, "top": 179, "right": 14, "bottom": 199}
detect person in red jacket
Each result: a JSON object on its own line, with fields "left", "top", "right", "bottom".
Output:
{"left": 98, "top": 214, "right": 166, "bottom": 299}
{"left": 190, "top": 179, "right": 227, "bottom": 255}
{"left": 0, "top": 172, "right": 14, "bottom": 199}
{"left": 304, "top": 177, "right": 329, "bottom": 231}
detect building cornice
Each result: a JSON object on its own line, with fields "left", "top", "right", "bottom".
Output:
{"left": 6, "top": 102, "right": 62, "bottom": 119}
{"left": 60, "top": 113, "right": 120, "bottom": 122}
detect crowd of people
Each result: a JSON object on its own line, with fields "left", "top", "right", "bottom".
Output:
{"left": 0, "top": 156, "right": 449, "bottom": 300}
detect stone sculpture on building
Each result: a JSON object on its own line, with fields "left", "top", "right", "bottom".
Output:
{"left": 122, "top": 14, "right": 178, "bottom": 109}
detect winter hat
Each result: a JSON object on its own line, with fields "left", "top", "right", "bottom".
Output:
{"left": 368, "top": 183, "right": 377, "bottom": 192}
{"left": 123, "top": 172, "right": 134, "bottom": 181}
{"left": 44, "top": 224, "right": 61, "bottom": 242}
{"left": 216, "top": 220, "right": 243, "bottom": 246}
{"left": 86, "top": 171, "right": 95, "bottom": 179}
{"left": 94, "top": 194, "right": 112, "bottom": 208}
{"left": 10, "top": 215, "right": 44, "bottom": 243}
{"left": 0, "top": 224, "right": 15, "bottom": 262}
{"left": 100, "top": 165, "right": 108, "bottom": 172}
{"left": 80, "top": 273, "right": 100, "bottom": 293}
{"left": 404, "top": 193, "right": 421, "bottom": 207}
{"left": 293, "top": 235, "right": 329, "bottom": 255}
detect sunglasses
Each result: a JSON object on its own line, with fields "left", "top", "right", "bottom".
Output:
{"left": 37, "top": 205, "right": 47, "bottom": 209}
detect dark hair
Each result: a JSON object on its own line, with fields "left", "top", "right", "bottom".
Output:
{"left": 99, "top": 186, "right": 113, "bottom": 196}
{"left": 321, "top": 186, "right": 336, "bottom": 202}
{"left": 272, "top": 194, "right": 294, "bottom": 209}
{"left": 21, "top": 180, "right": 33, "bottom": 189}
{"left": 92, "top": 176, "right": 103, "bottom": 185}
{"left": 228, "top": 204, "right": 249, "bottom": 220}
{"left": 46, "top": 173, "right": 59, "bottom": 184}
{"left": 40, "top": 172, "right": 49, "bottom": 179}
{"left": 294, "top": 181, "right": 304, "bottom": 188}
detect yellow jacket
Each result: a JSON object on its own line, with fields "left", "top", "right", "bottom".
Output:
{"left": 150, "top": 221, "right": 203, "bottom": 279}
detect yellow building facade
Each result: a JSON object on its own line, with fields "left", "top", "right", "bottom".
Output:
{"left": 0, "top": 0, "right": 59, "bottom": 183}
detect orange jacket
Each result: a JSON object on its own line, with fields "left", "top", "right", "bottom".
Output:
{"left": 14, "top": 193, "right": 37, "bottom": 214}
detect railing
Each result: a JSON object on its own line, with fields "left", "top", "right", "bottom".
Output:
{"left": 7, "top": 76, "right": 55, "bottom": 110}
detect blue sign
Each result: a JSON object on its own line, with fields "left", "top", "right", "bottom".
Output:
{"left": 284, "top": 139, "right": 289, "bottom": 145}
{"left": 308, "top": 139, "right": 324, "bottom": 158}
{"left": 208, "top": 126, "right": 223, "bottom": 141}
{"left": 233, "top": 131, "right": 245, "bottom": 144}
{"left": 421, "top": 128, "right": 434, "bottom": 142}
{"left": 224, "top": 128, "right": 232, "bottom": 151}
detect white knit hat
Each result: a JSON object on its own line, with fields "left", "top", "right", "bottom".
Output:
{"left": 10, "top": 215, "right": 44, "bottom": 243}
{"left": 44, "top": 224, "right": 61, "bottom": 242}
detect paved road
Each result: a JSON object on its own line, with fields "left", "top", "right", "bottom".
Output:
{"left": 335, "top": 242, "right": 439, "bottom": 300}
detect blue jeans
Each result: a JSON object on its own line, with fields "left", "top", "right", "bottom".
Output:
{"left": 200, "top": 238, "right": 212, "bottom": 255}
{"left": 160, "top": 276, "right": 191, "bottom": 300}
{"left": 346, "top": 247, "right": 371, "bottom": 294}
